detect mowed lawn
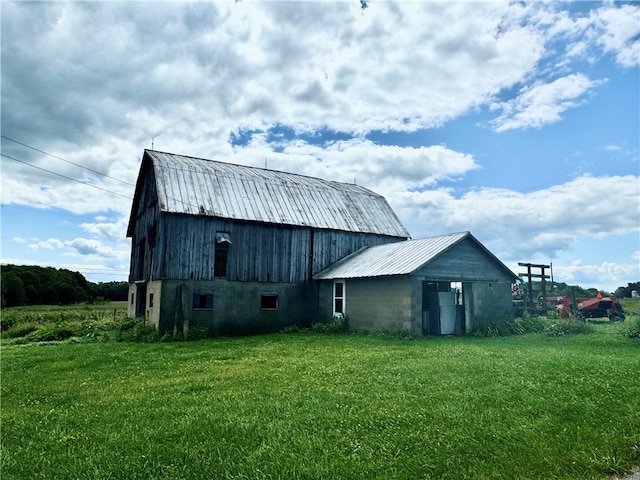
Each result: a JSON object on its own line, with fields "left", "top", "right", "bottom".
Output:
{"left": 2, "top": 326, "right": 639, "bottom": 479}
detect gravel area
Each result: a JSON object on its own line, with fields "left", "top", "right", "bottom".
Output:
{"left": 615, "top": 468, "right": 640, "bottom": 480}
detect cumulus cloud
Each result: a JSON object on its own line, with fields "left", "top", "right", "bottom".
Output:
{"left": 393, "top": 174, "right": 640, "bottom": 261}
{"left": 554, "top": 260, "right": 640, "bottom": 292}
{"left": 593, "top": 4, "right": 640, "bottom": 68}
{"left": 26, "top": 236, "right": 127, "bottom": 262}
{"left": 80, "top": 218, "right": 129, "bottom": 242}
{"left": 232, "top": 137, "right": 478, "bottom": 195}
{"left": 28, "top": 238, "right": 65, "bottom": 251}
{"left": 490, "top": 74, "right": 605, "bottom": 132}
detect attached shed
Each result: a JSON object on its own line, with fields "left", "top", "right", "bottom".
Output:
{"left": 313, "top": 232, "right": 517, "bottom": 335}
{"left": 126, "top": 150, "right": 409, "bottom": 334}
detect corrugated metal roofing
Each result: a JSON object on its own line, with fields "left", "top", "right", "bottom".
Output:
{"left": 314, "top": 231, "right": 503, "bottom": 279}
{"left": 146, "top": 150, "right": 409, "bottom": 238}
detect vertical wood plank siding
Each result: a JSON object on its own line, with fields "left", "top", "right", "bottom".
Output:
{"left": 152, "top": 215, "right": 400, "bottom": 283}
{"left": 416, "top": 238, "right": 515, "bottom": 282}
{"left": 129, "top": 161, "right": 161, "bottom": 282}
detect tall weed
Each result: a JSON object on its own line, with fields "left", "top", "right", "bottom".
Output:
{"left": 625, "top": 316, "right": 640, "bottom": 338}
{"left": 544, "top": 319, "right": 592, "bottom": 336}
{"left": 311, "top": 314, "right": 349, "bottom": 334}
{"left": 471, "top": 313, "right": 544, "bottom": 337}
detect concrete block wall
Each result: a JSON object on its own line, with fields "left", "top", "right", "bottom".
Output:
{"left": 344, "top": 276, "right": 413, "bottom": 333}
{"left": 469, "top": 281, "right": 513, "bottom": 326}
{"left": 131, "top": 279, "right": 315, "bottom": 335}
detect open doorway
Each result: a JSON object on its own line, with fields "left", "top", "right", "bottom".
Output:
{"left": 421, "top": 281, "right": 465, "bottom": 335}
{"left": 135, "top": 282, "right": 147, "bottom": 318}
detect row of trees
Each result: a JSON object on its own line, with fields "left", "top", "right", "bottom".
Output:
{"left": 1, "top": 265, "right": 129, "bottom": 308}
{"left": 517, "top": 281, "right": 639, "bottom": 300}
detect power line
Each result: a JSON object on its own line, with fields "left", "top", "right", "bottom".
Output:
{"left": 1, "top": 135, "right": 135, "bottom": 186}
{"left": 1, "top": 153, "right": 131, "bottom": 199}
{"left": 2, "top": 144, "right": 204, "bottom": 214}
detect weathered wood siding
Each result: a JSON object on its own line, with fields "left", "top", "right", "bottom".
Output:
{"left": 154, "top": 214, "right": 400, "bottom": 283}
{"left": 129, "top": 161, "right": 160, "bottom": 283}
{"left": 414, "top": 237, "right": 514, "bottom": 282}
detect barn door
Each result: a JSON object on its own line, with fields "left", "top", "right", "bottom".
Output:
{"left": 422, "top": 282, "right": 440, "bottom": 334}
{"left": 438, "top": 291, "right": 456, "bottom": 335}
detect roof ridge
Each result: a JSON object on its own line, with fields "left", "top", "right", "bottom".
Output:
{"left": 146, "top": 149, "right": 381, "bottom": 196}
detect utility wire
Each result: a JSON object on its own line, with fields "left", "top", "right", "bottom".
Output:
{"left": 1, "top": 135, "right": 135, "bottom": 186}
{"left": 1, "top": 153, "right": 131, "bottom": 199}
{"left": 1, "top": 141, "right": 204, "bottom": 213}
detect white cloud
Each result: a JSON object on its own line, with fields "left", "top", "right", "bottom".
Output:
{"left": 393, "top": 174, "right": 640, "bottom": 261}
{"left": 28, "top": 238, "right": 65, "bottom": 250}
{"left": 554, "top": 260, "right": 640, "bottom": 292}
{"left": 593, "top": 4, "right": 640, "bottom": 68}
{"left": 66, "top": 238, "right": 118, "bottom": 258}
{"left": 24, "top": 235, "right": 129, "bottom": 264}
{"left": 12, "top": 237, "right": 27, "bottom": 244}
{"left": 80, "top": 218, "right": 129, "bottom": 242}
{"left": 232, "top": 137, "right": 478, "bottom": 195}
{"left": 490, "top": 74, "right": 605, "bottom": 132}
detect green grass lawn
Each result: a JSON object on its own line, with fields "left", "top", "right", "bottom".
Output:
{"left": 2, "top": 317, "right": 639, "bottom": 480}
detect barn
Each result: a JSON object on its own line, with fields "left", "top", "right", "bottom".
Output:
{"left": 313, "top": 232, "right": 518, "bottom": 335}
{"left": 126, "top": 150, "right": 409, "bottom": 335}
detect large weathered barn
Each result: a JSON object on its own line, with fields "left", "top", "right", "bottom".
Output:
{"left": 127, "top": 150, "right": 516, "bottom": 335}
{"left": 126, "top": 150, "right": 409, "bottom": 334}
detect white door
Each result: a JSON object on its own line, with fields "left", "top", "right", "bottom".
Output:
{"left": 438, "top": 291, "right": 456, "bottom": 335}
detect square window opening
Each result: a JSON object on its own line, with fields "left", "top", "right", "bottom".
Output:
{"left": 261, "top": 294, "right": 278, "bottom": 310}
{"left": 192, "top": 293, "right": 213, "bottom": 309}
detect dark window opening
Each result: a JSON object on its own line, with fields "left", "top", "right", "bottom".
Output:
{"left": 136, "top": 238, "right": 146, "bottom": 280}
{"left": 214, "top": 232, "right": 231, "bottom": 277}
{"left": 192, "top": 293, "right": 213, "bottom": 309}
{"left": 130, "top": 293, "right": 134, "bottom": 305}
{"left": 261, "top": 294, "right": 278, "bottom": 310}
{"left": 149, "top": 293, "right": 154, "bottom": 308}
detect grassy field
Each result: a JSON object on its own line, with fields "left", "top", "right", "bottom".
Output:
{"left": 1, "top": 301, "right": 639, "bottom": 479}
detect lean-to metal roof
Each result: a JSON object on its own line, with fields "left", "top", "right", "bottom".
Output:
{"left": 134, "top": 150, "right": 409, "bottom": 238}
{"left": 313, "top": 231, "right": 516, "bottom": 280}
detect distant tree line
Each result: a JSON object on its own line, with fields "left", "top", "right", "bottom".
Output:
{"left": 615, "top": 282, "right": 640, "bottom": 298}
{"left": 517, "top": 280, "right": 640, "bottom": 300}
{"left": 1, "top": 265, "right": 129, "bottom": 308}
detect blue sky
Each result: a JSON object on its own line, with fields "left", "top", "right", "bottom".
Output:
{"left": 1, "top": 1, "right": 639, "bottom": 292}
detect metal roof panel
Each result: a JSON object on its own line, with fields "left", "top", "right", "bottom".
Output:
{"left": 146, "top": 150, "right": 409, "bottom": 237}
{"left": 313, "top": 232, "right": 471, "bottom": 279}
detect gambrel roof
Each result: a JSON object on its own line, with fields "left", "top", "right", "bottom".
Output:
{"left": 313, "top": 231, "right": 517, "bottom": 281}
{"left": 127, "top": 150, "right": 410, "bottom": 238}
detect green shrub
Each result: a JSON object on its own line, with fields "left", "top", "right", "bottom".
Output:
{"left": 115, "top": 319, "right": 159, "bottom": 342}
{"left": 27, "top": 324, "right": 77, "bottom": 342}
{"left": 3, "top": 324, "right": 37, "bottom": 338}
{"left": 545, "top": 319, "right": 592, "bottom": 336}
{"left": 280, "top": 324, "right": 308, "bottom": 334}
{"left": 0, "top": 315, "right": 16, "bottom": 332}
{"left": 625, "top": 317, "right": 640, "bottom": 338}
{"left": 311, "top": 314, "right": 349, "bottom": 334}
